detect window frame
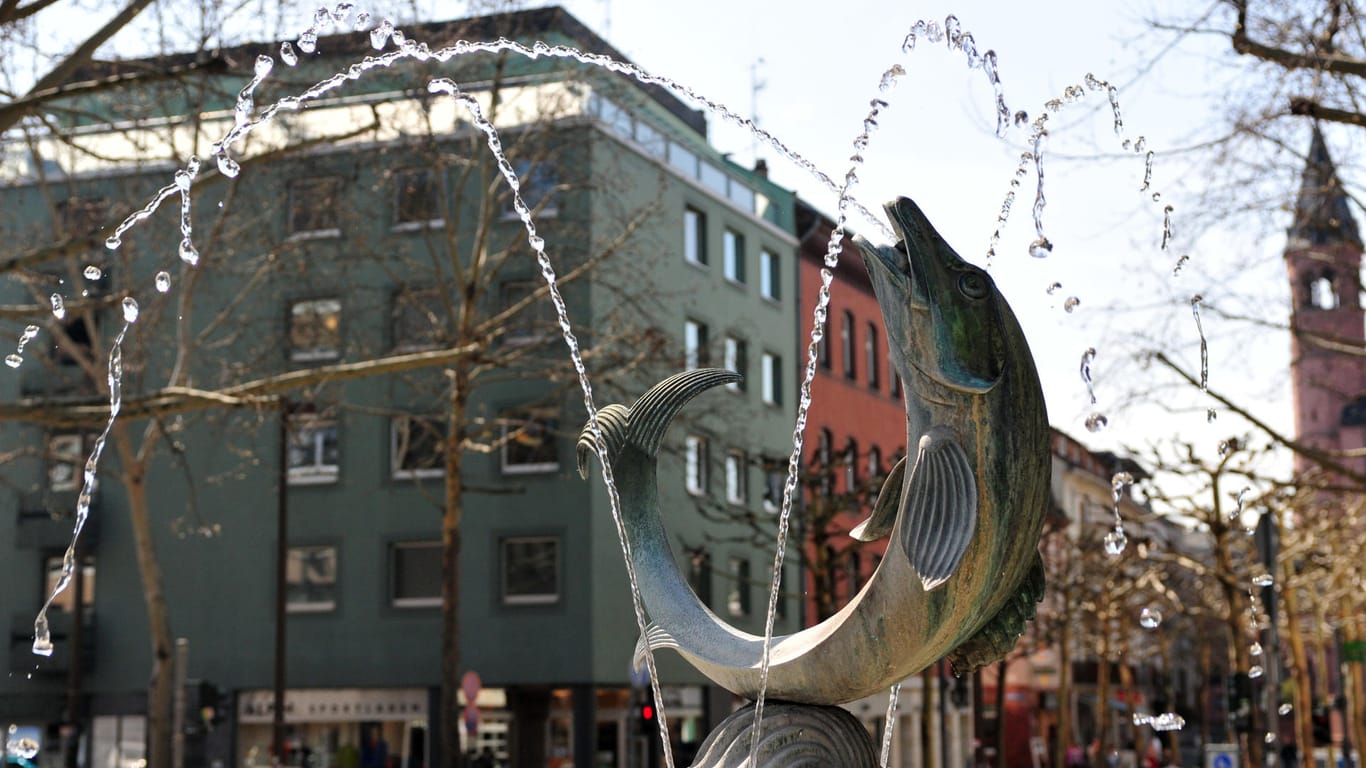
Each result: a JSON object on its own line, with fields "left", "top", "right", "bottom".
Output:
{"left": 499, "top": 407, "right": 560, "bottom": 475}
{"left": 725, "top": 449, "right": 747, "bottom": 506}
{"left": 726, "top": 557, "right": 750, "bottom": 618}
{"left": 287, "top": 415, "right": 340, "bottom": 486}
{"left": 840, "top": 310, "right": 856, "bottom": 380}
{"left": 285, "top": 544, "right": 338, "bottom": 614}
{"left": 391, "top": 286, "right": 446, "bottom": 352}
{"left": 287, "top": 176, "right": 343, "bottom": 239}
{"left": 390, "top": 540, "right": 442, "bottom": 609}
{"left": 759, "top": 249, "right": 780, "bottom": 301}
{"left": 865, "top": 322, "right": 880, "bottom": 389}
{"left": 685, "top": 435, "right": 708, "bottom": 496}
{"left": 392, "top": 167, "right": 444, "bottom": 230}
{"left": 683, "top": 207, "right": 707, "bottom": 266}
{"left": 287, "top": 297, "right": 343, "bottom": 363}
{"left": 723, "top": 336, "right": 747, "bottom": 391}
{"left": 722, "top": 228, "right": 745, "bottom": 284}
{"left": 500, "top": 536, "right": 561, "bottom": 606}
{"left": 761, "top": 352, "right": 782, "bottom": 406}
{"left": 502, "top": 159, "right": 560, "bottom": 220}
{"left": 390, "top": 415, "right": 446, "bottom": 480}
{"left": 684, "top": 319, "right": 709, "bottom": 370}
{"left": 47, "top": 433, "right": 85, "bottom": 493}
{"left": 500, "top": 280, "right": 556, "bottom": 346}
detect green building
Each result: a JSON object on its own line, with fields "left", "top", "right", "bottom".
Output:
{"left": 0, "top": 7, "right": 799, "bottom": 767}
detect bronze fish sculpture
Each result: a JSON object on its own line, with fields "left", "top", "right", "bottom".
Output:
{"left": 577, "top": 197, "right": 1050, "bottom": 704}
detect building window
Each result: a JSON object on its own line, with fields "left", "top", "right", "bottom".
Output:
{"left": 44, "top": 554, "right": 95, "bottom": 613}
{"left": 393, "top": 168, "right": 442, "bottom": 227}
{"left": 723, "top": 229, "right": 745, "bottom": 284}
{"left": 816, "top": 429, "right": 833, "bottom": 497}
{"left": 847, "top": 551, "right": 862, "bottom": 595}
{"left": 726, "top": 557, "right": 750, "bottom": 617}
{"left": 687, "top": 550, "right": 713, "bottom": 606}
{"left": 391, "top": 415, "right": 446, "bottom": 480}
{"left": 288, "top": 177, "right": 341, "bottom": 237}
{"left": 761, "top": 352, "right": 782, "bottom": 406}
{"left": 725, "top": 450, "right": 747, "bottom": 505}
{"left": 867, "top": 445, "right": 883, "bottom": 481}
{"left": 684, "top": 207, "right": 706, "bottom": 265}
{"left": 891, "top": 369, "right": 901, "bottom": 399}
{"left": 286, "top": 545, "right": 337, "bottom": 613}
{"left": 47, "top": 434, "right": 85, "bottom": 492}
{"left": 392, "top": 286, "right": 445, "bottom": 351}
{"left": 287, "top": 415, "right": 339, "bottom": 485}
{"left": 760, "top": 249, "right": 780, "bottom": 301}
{"left": 723, "top": 336, "right": 747, "bottom": 391}
{"left": 288, "top": 298, "right": 342, "bottom": 362}
{"left": 841, "top": 310, "right": 855, "bottom": 380}
{"left": 500, "top": 407, "right": 559, "bottom": 474}
{"left": 843, "top": 440, "right": 858, "bottom": 492}
{"left": 684, "top": 319, "right": 709, "bottom": 370}
{"left": 685, "top": 435, "right": 708, "bottom": 495}
{"left": 390, "top": 541, "right": 441, "bottom": 608}
{"left": 500, "top": 280, "right": 555, "bottom": 345}
{"left": 1309, "top": 274, "right": 1339, "bottom": 310}
{"left": 501, "top": 536, "right": 560, "bottom": 605}
{"left": 818, "top": 314, "right": 831, "bottom": 369}
{"left": 866, "top": 323, "right": 880, "bottom": 388}
{"left": 506, "top": 160, "right": 559, "bottom": 218}
{"left": 762, "top": 463, "right": 784, "bottom": 514}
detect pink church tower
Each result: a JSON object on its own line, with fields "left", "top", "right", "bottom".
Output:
{"left": 1285, "top": 126, "right": 1366, "bottom": 479}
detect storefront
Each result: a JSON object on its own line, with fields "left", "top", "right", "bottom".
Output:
{"left": 236, "top": 688, "right": 430, "bottom": 768}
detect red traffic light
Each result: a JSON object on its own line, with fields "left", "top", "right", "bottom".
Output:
{"left": 641, "top": 704, "right": 654, "bottom": 722}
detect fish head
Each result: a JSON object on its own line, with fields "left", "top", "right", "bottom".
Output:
{"left": 855, "top": 197, "right": 1006, "bottom": 395}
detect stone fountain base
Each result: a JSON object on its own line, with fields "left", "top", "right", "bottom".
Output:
{"left": 689, "top": 700, "right": 878, "bottom": 767}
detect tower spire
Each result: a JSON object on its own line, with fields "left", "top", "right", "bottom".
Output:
{"left": 1289, "top": 124, "right": 1362, "bottom": 247}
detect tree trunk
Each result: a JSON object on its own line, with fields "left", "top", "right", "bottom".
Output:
{"left": 1057, "top": 610, "right": 1073, "bottom": 768}
{"left": 113, "top": 423, "right": 174, "bottom": 768}
{"left": 1283, "top": 570, "right": 1314, "bottom": 764}
{"left": 996, "top": 659, "right": 1008, "bottom": 768}
{"left": 1344, "top": 619, "right": 1366, "bottom": 768}
{"left": 440, "top": 367, "right": 470, "bottom": 768}
{"left": 1096, "top": 621, "right": 1111, "bottom": 768}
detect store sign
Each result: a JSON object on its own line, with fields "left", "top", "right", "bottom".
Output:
{"left": 238, "top": 688, "right": 428, "bottom": 724}
{"left": 1344, "top": 641, "right": 1366, "bottom": 664}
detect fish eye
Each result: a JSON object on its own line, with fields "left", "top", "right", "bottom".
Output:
{"left": 958, "top": 272, "right": 989, "bottom": 300}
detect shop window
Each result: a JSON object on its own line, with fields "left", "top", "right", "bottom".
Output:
{"left": 288, "top": 415, "right": 339, "bottom": 485}
{"left": 288, "top": 298, "right": 342, "bottom": 362}
{"left": 394, "top": 168, "right": 442, "bottom": 228}
{"left": 500, "top": 407, "right": 559, "bottom": 474}
{"left": 390, "top": 541, "right": 442, "bottom": 608}
{"left": 287, "top": 177, "right": 342, "bottom": 238}
{"left": 391, "top": 415, "right": 446, "bottom": 480}
{"left": 286, "top": 545, "right": 337, "bottom": 613}
{"left": 685, "top": 435, "right": 708, "bottom": 495}
{"left": 501, "top": 536, "right": 560, "bottom": 605}
{"left": 392, "top": 286, "right": 446, "bottom": 351}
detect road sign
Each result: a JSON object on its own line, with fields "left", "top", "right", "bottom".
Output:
{"left": 461, "top": 671, "right": 481, "bottom": 702}
{"left": 463, "top": 703, "right": 479, "bottom": 736}
{"left": 1206, "top": 744, "right": 1238, "bottom": 768}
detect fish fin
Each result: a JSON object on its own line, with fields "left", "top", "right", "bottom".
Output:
{"left": 945, "top": 553, "right": 1047, "bottom": 674}
{"left": 625, "top": 369, "right": 741, "bottom": 456}
{"left": 899, "top": 429, "right": 978, "bottom": 592}
{"left": 850, "top": 456, "right": 908, "bottom": 541}
{"left": 631, "top": 622, "right": 681, "bottom": 673}
{"left": 576, "top": 403, "right": 633, "bottom": 479}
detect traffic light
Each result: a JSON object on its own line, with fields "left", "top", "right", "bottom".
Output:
{"left": 1312, "top": 705, "right": 1331, "bottom": 745}
{"left": 640, "top": 699, "right": 655, "bottom": 723}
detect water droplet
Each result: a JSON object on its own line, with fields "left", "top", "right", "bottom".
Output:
{"left": 280, "top": 42, "right": 299, "bottom": 66}
{"left": 31, "top": 636, "right": 53, "bottom": 657}
{"left": 1064, "top": 296, "right": 1080, "bottom": 313}
{"left": 1249, "top": 665, "right": 1264, "bottom": 679}
{"left": 1152, "top": 192, "right": 1162, "bottom": 202}
{"left": 1250, "top": 642, "right": 1264, "bottom": 657}
{"left": 1047, "top": 281, "right": 1061, "bottom": 294}
{"left": 1133, "top": 713, "right": 1152, "bottom": 726}
{"left": 333, "top": 2, "right": 354, "bottom": 22}
{"left": 1207, "top": 408, "right": 1218, "bottom": 423}
{"left": 216, "top": 154, "right": 240, "bottom": 178}
{"left": 51, "top": 294, "right": 65, "bottom": 319}
{"left": 155, "top": 271, "right": 171, "bottom": 293}
{"left": 1140, "top": 607, "right": 1162, "bottom": 629}
{"left": 354, "top": 10, "right": 371, "bottom": 30}
{"left": 1014, "top": 110, "right": 1029, "bottom": 126}
{"left": 1279, "top": 704, "right": 1293, "bottom": 716}
{"left": 1218, "top": 439, "right": 1232, "bottom": 456}
{"left": 4, "top": 354, "right": 22, "bottom": 368}
{"left": 1080, "top": 347, "right": 1097, "bottom": 403}
{"left": 178, "top": 238, "right": 200, "bottom": 266}
{"left": 254, "top": 54, "right": 274, "bottom": 78}
{"left": 1085, "top": 413, "right": 1108, "bottom": 432}
{"left": 878, "top": 64, "right": 905, "bottom": 92}
{"left": 527, "top": 234, "right": 545, "bottom": 251}
{"left": 122, "top": 297, "right": 140, "bottom": 323}
{"left": 1172, "top": 255, "right": 1189, "bottom": 275}
{"left": 1029, "top": 237, "right": 1053, "bottom": 258}
{"left": 1152, "top": 713, "right": 1185, "bottom": 732}
{"left": 22, "top": 325, "right": 39, "bottom": 342}
{"left": 1123, "top": 139, "right": 1132, "bottom": 151}
{"left": 371, "top": 19, "right": 394, "bottom": 49}
{"left": 1134, "top": 137, "right": 1146, "bottom": 152}
{"left": 1104, "top": 526, "right": 1127, "bottom": 556}
{"left": 105, "top": 236, "right": 121, "bottom": 250}
{"left": 1112, "top": 472, "right": 1135, "bottom": 496}
{"left": 1265, "top": 732, "right": 1276, "bottom": 744}
{"left": 83, "top": 265, "right": 103, "bottom": 280}
{"left": 1252, "top": 573, "right": 1274, "bottom": 587}
{"left": 297, "top": 30, "right": 318, "bottom": 53}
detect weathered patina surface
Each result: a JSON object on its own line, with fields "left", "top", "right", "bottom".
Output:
{"left": 578, "top": 197, "right": 1050, "bottom": 705}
